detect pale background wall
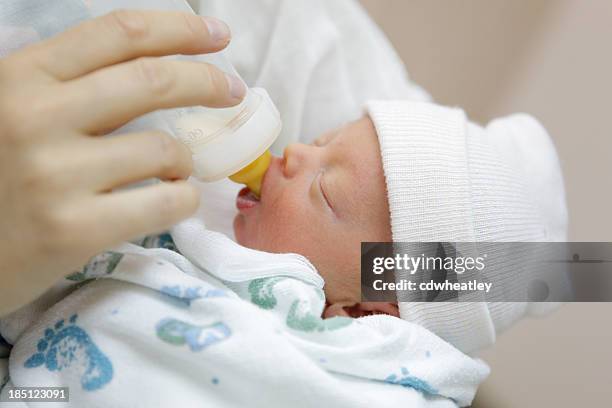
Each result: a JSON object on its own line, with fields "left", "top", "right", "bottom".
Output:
{"left": 358, "top": 0, "right": 612, "bottom": 406}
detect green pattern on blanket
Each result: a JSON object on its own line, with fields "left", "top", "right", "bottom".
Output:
{"left": 249, "top": 278, "right": 352, "bottom": 332}
{"left": 66, "top": 251, "right": 124, "bottom": 282}
{"left": 248, "top": 277, "right": 286, "bottom": 309}
{"left": 67, "top": 233, "right": 175, "bottom": 283}
{"left": 287, "top": 300, "right": 352, "bottom": 332}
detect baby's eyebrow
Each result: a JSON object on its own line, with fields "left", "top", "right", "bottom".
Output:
{"left": 313, "top": 130, "right": 339, "bottom": 146}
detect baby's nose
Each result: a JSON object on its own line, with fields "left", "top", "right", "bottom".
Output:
{"left": 282, "top": 143, "right": 313, "bottom": 178}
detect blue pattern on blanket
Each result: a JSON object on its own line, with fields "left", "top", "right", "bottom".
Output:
{"left": 156, "top": 318, "right": 231, "bottom": 352}
{"left": 24, "top": 314, "right": 113, "bottom": 391}
{"left": 384, "top": 366, "right": 437, "bottom": 395}
{"left": 140, "top": 232, "right": 179, "bottom": 252}
{"left": 160, "top": 285, "right": 228, "bottom": 306}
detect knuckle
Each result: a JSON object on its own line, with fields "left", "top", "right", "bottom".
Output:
{"left": 0, "top": 98, "right": 30, "bottom": 139}
{"left": 24, "top": 94, "right": 53, "bottom": 124}
{"left": 35, "top": 207, "right": 79, "bottom": 252}
{"left": 181, "top": 13, "right": 202, "bottom": 43}
{"left": 105, "top": 9, "right": 149, "bottom": 42}
{"left": 135, "top": 57, "right": 175, "bottom": 97}
{"left": 184, "top": 185, "right": 200, "bottom": 211}
{"left": 155, "top": 184, "right": 199, "bottom": 221}
{"left": 177, "top": 184, "right": 199, "bottom": 214}
{"left": 0, "top": 88, "right": 56, "bottom": 141}
{"left": 0, "top": 105, "right": 23, "bottom": 143}
{"left": 21, "top": 151, "right": 52, "bottom": 191}
{"left": 153, "top": 132, "right": 182, "bottom": 173}
{"left": 204, "top": 64, "right": 226, "bottom": 101}
{"left": 157, "top": 187, "right": 183, "bottom": 219}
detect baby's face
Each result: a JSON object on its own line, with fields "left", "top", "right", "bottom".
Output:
{"left": 234, "top": 117, "right": 391, "bottom": 305}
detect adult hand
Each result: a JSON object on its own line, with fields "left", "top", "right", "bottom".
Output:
{"left": 0, "top": 10, "right": 245, "bottom": 315}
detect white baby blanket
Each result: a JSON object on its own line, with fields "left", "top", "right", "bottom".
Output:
{"left": 1, "top": 226, "right": 488, "bottom": 407}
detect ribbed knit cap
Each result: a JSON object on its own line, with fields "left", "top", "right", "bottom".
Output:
{"left": 366, "top": 101, "right": 568, "bottom": 353}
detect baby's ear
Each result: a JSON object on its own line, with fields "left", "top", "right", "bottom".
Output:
{"left": 323, "top": 302, "right": 399, "bottom": 318}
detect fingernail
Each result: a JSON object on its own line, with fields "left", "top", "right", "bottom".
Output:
{"left": 225, "top": 73, "right": 246, "bottom": 100}
{"left": 202, "top": 16, "right": 230, "bottom": 43}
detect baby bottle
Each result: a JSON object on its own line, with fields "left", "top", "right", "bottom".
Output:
{"left": 85, "top": 0, "right": 282, "bottom": 196}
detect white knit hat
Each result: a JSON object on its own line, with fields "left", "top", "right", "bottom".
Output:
{"left": 366, "top": 101, "right": 568, "bottom": 353}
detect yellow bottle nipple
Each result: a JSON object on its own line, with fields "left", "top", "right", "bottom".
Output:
{"left": 229, "top": 150, "right": 271, "bottom": 197}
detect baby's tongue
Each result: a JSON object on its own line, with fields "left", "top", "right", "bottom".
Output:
{"left": 247, "top": 187, "right": 260, "bottom": 201}
{"left": 236, "top": 187, "right": 260, "bottom": 211}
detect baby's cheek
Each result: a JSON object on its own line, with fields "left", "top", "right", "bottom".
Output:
{"left": 317, "top": 251, "right": 362, "bottom": 304}
{"left": 264, "top": 188, "right": 308, "bottom": 226}
{"left": 258, "top": 203, "right": 318, "bottom": 252}
{"left": 256, "top": 216, "right": 310, "bottom": 253}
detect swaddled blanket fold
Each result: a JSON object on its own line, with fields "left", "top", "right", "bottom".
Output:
{"left": 1, "top": 222, "right": 488, "bottom": 407}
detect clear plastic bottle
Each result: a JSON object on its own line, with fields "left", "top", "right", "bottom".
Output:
{"left": 80, "top": 0, "right": 282, "bottom": 189}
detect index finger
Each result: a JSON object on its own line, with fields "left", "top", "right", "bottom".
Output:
{"left": 24, "top": 10, "right": 231, "bottom": 81}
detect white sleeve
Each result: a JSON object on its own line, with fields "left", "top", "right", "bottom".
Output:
{"left": 189, "top": 0, "right": 429, "bottom": 149}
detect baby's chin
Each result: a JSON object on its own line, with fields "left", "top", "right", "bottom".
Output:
{"left": 233, "top": 214, "right": 250, "bottom": 247}
{"left": 233, "top": 214, "right": 265, "bottom": 251}
{"left": 233, "top": 216, "right": 294, "bottom": 255}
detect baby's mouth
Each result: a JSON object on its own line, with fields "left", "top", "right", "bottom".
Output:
{"left": 236, "top": 187, "right": 260, "bottom": 212}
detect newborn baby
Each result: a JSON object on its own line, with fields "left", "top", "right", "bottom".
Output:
{"left": 235, "top": 116, "right": 394, "bottom": 318}
{"left": 233, "top": 100, "right": 568, "bottom": 352}
{"left": 0, "top": 101, "right": 563, "bottom": 408}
